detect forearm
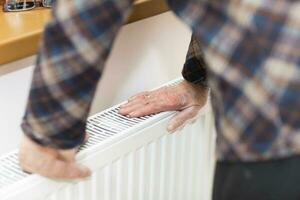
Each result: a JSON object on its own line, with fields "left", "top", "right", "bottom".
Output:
{"left": 21, "top": 0, "right": 134, "bottom": 149}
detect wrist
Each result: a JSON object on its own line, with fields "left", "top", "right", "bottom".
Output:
{"left": 181, "top": 80, "right": 209, "bottom": 106}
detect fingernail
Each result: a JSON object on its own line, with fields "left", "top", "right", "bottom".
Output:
{"left": 119, "top": 109, "right": 127, "bottom": 115}
{"left": 167, "top": 125, "right": 174, "bottom": 132}
{"left": 79, "top": 166, "right": 91, "bottom": 177}
{"left": 129, "top": 112, "right": 135, "bottom": 117}
{"left": 128, "top": 97, "right": 135, "bottom": 101}
{"left": 120, "top": 104, "right": 126, "bottom": 108}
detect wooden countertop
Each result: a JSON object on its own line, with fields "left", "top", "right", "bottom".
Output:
{"left": 0, "top": 0, "right": 169, "bottom": 65}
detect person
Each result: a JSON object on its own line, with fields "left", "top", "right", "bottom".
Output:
{"left": 120, "top": 35, "right": 300, "bottom": 199}
{"left": 18, "top": 0, "right": 299, "bottom": 199}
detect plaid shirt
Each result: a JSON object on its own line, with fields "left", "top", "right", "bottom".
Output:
{"left": 22, "top": 0, "right": 300, "bottom": 161}
{"left": 182, "top": 35, "right": 208, "bottom": 87}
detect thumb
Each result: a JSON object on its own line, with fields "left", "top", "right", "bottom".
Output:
{"left": 44, "top": 158, "right": 91, "bottom": 179}
{"left": 167, "top": 106, "right": 200, "bottom": 133}
{"left": 55, "top": 149, "right": 91, "bottom": 179}
{"left": 19, "top": 135, "right": 91, "bottom": 179}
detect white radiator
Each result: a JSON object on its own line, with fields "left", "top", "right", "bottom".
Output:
{"left": 0, "top": 79, "right": 216, "bottom": 200}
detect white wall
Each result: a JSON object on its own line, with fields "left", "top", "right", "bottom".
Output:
{"left": 0, "top": 12, "right": 191, "bottom": 155}
{"left": 0, "top": 65, "right": 34, "bottom": 155}
{"left": 91, "top": 12, "right": 191, "bottom": 112}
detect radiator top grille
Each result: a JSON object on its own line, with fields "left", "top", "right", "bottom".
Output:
{"left": 0, "top": 107, "right": 154, "bottom": 190}
{"left": 80, "top": 107, "right": 154, "bottom": 151}
{"left": 0, "top": 79, "right": 181, "bottom": 191}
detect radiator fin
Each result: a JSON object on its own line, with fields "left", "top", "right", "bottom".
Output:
{"left": 0, "top": 80, "right": 181, "bottom": 190}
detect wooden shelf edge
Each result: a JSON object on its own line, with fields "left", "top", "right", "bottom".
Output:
{"left": 0, "top": 0, "right": 169, "bottom": 66}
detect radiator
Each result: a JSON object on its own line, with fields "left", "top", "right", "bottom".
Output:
{"left": 0, "top": 79, "right": 216, "bottom": 200}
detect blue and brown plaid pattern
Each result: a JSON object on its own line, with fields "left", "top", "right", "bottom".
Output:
{"left": 179, "top": 0, "right": 300, "bottom": 161}
{"left": 22, "top": 0, "right": 300, "bottom": 161}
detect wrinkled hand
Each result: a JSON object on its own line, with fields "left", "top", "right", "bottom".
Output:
{"left": 19, "top": 135, "right": 91, "bottom": 179}
{"left": 119, "top": 80, "right": 208, "bottom": 132}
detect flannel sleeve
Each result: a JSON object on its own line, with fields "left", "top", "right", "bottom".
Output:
{"left": 21, "top": 0, "right": 134, "bottom": 149}
{"left": 182, "top": 34, "right": 208, "bottom": 87}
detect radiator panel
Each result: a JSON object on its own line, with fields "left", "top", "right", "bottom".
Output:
{"left": 45, "top": 111, "right": 215, "bottom": 200}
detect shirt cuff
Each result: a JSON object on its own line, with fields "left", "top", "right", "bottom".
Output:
{"left": 182, "top": 57, "right": 208, "bottom": 87}
{"left": 21, "top": 119, "right": 86, "bottom": 149}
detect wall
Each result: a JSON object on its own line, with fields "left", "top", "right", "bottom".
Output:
{"left": 0, "top": 12, "right": 191, "bottom": 155}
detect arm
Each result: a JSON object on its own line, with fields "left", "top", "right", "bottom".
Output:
{"left": 19, "top": 0, "right": 134, "bottom": 179}
{"left": 182, "top": 34, "right": 208, "bottom": 87}
{"left": 119, "top": 34, "right": 209, "bottom": 132}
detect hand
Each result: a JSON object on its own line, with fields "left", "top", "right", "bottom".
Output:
{"left": 19, "top": 135, "right": 91, "bottom": 179}
{"left": 119, "top": 80, "right": 208, "bottom": 132}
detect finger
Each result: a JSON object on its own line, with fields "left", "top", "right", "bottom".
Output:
{"left": 120, "top": 96, "right": 182, "bottom": 118}
{"left": 84, "top": 133, "right": 90, "bottom": 143}
{"left": 119, "top": 99, "right": 145, "bottom": 112}
{"left": 119, "top": 102, "right": 147, "bottom": 115}
{"left": 120, "top": 96, "right": 146, "bottom": 108}
{"left": 128, "top": 103, "right": 165, "bottom": 117}
{"left": 22, "top": 151, "right": 91, "bottom": 179}
{"left": 29, "top": 155, "right": 90, "bottom": 179}
{"left": 120, "top": 92, "right": 152, "bottom": 110}
{"left": 58, "top": 149, "right": 77, "bottom": 162}
{"left": 45, "top": 159, "right": 91, "bottom": 179}
{"left": 167, "top": 106, "right": 200, "bottom": 133}
{"left": 119, "top": 94, "right": 160, "bottom": 115}
{"left": 19, "top": 136, "right": 91, "bottom": 179}
{"left": 127, "top": 91, "right": 150, "bottom": 102}
{"left": 119, "top": 95, "right": 147, "bottom": 113}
